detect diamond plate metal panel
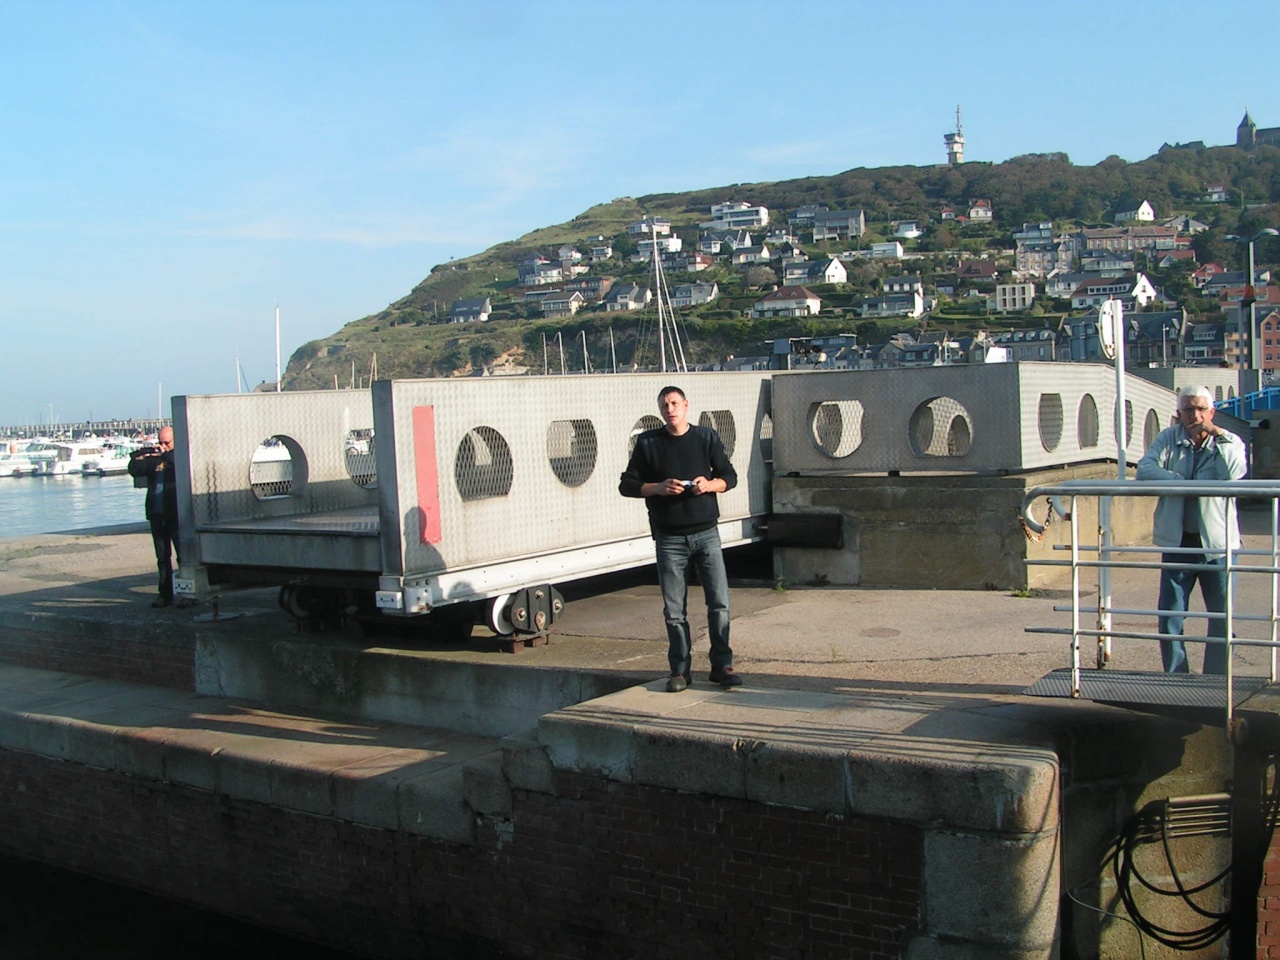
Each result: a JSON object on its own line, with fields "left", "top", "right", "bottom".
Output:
{"left": 375, "top": 373, "right": 773, "bottom": 581}
{"left": 770, "top": 363, "right": 1177, "bottom": 475}
{"left": 1025, "top": 668, "right": 1268, "bottom": 709}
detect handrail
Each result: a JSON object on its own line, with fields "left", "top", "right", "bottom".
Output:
{"left": 1018, "top": 479, "right": 1280, "bottom": 536}
{"left": 1018, "top": 477, "right": 1280, "bottom": 735}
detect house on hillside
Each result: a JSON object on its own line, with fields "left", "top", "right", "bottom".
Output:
{"left": 700, "top": 201, "right": 769, "bottom": 231}
{"left": 783, "top": 257, "right": 847, "bottom": 287}
{"left": 605, "top": 284, "right": 652, "bottom": 312}
{"left": 870, "top": 241, "right": 904, "bottom": 259}
{"left": 1204, "top": 183, "right": 1229, "bottom": 203}
{"left": 1156, "top": 249, "right": 1198, "bottom": 269}
{"left": 752, "top": 286, "right": 821, "bottom": 318}
{"left": 627, "top": 217, "right": 671, "bottom": 237}
{"left": 956, "top": 260, "right": 998, "bottom": 283}
{"left": 993, "top": 327, "right": 1059, "bottom": 362}
{"left": 539, "top": 290, "right": 585, "bottom": 318}
{"left": 671, "top": 282, "right": 719, "bottom": 308}
{"left": 883, "top": 274, "right": 923, "bottom": 295}
{"left": 451, "top": 297, "right": 492, "bottom": 323}
{"left": 940, "top": 206, "right": 956, "bottom": 221}
{"left": 968, "top": 199, "right": 993, "bottom": 221}
{"left": 1115, "top": 200, "right": 1156, "bottom": 223}
{"left": 1182, "top": 321, "right": 1225, "bottom": 365}
{"left": 789, "top": 204, "right": 828, "bottom": 227}
{"left": 673, "top": 252, "right": 713, "bottom": 272}
{"left": 858, "top": 291, "right": 924, "bottom": 319}
{"left": 636, "top": 235, "right": 683, "bottom": 260}
{"left": 812, "top": 209, "right": 866, "bottom": 242}
{"left": 732, "top": 244, "right": 771, "bottom": 265}
{"left": 558, "top": 244, "right": 583, "bottom": 263}
{"left": 564, "top": 276, "right": 614, "bottom": 301}
{"left": 1258, "top": 308, "right": 1280, "bottom": 371}
{"left": 991, "top": 282, "right": 1036, "bottom": 313}
{"left": 1070, "top": 273, "right": 1158, "bottom": 310}
{"left": 1080, "top": 249, "right": 1135, "bottom": 275}
{"left": 588, "top": 237, "right": 614, "bottom": 261}
{"left": 893, "top": 220, "right": 923, "bottom": 239}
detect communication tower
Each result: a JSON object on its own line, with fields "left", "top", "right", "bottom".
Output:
{"left": 944, "top": 105, "right": 965, "bottom": 166}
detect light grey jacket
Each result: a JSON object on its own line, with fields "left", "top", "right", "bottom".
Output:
{"left": 1135, "top": 424, "right": 1246, "bottom": 550}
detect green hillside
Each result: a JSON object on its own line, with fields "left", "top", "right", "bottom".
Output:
{"left": 283, "top": 143, "right": 1280, "bottom": 389}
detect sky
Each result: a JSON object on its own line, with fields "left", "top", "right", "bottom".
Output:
{"left": 1, "top": 0, "right": 1276, "bottom": 427}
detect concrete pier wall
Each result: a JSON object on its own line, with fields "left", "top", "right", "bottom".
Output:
{"left": 0, "top": 662, "right": 1241, "bottom": 959}
{"left": 773, "top": 464, "right": 1154, "bottom": 591}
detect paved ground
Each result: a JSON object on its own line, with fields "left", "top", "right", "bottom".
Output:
{"left": 0, "top": 512, "right": 1275, "bottom": 699}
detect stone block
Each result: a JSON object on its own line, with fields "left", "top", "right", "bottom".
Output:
{"left": 462, "top": 752, "right": 511, "bottom": 818}
{"left": 398, "top": 763, "right": 475, "bottom": 844}
{"left": 922, "top": 828, "right": 1060, "bottom": 951}
{"left": 499, "top": 735, "right": 555, "bottom": 795}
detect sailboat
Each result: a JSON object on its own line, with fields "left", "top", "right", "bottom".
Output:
{"left": 629, "top": 221, "right": 690, "bottom": 373}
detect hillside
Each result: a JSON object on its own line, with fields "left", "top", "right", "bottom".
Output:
{"left": 283, "top": 143, "right": 1280, "bottom": 389}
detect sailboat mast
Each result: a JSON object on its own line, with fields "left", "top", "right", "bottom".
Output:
{"left": 651, "top": 222, "right": 666, "bottom": 373}
{"left": 274, "top": 305, "right": 281, "bottom": 392}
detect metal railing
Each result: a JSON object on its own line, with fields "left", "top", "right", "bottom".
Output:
{"left": 1019, "top": 478, "right": 1280, "bottom": 729}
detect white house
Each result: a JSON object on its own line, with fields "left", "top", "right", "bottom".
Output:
{"left": 870, "top": 241, "right": 904, "bottom": 259}
{"left": 627, "top": 217, "right": 671, "bottom": 237}
{"left": 700, "top": 201, "right": 770, "bottom": 231}
{"left": 1115, "top": 200, "right": 1156, "bottom": 223}
{"left": 636, "top": 235, "right": 683, "bottom": 259}
{"left": 968, "top": 199, "right": 993, "bottom": 221}
{"left": 671, "top": 282, "right": 719, "bottom": 308}
{"left": 539, "top": 291, "right": 585, "bottom": 318}
{"left": 893, "top": 220, "right": 923, "bottom": 239}
{"left": 991, "top": 282, "right": 1037, "bottom": 313}
{"left": 588, "top": 237, "right": 614, "bottom": 261}
{"left": 782, "top": 257, "right": 847, "bottom": 287}
{"left": 752, "top": 286, "right": 821, "bottom": 318}
{"left": 1069, "top": 273, "right": 1158, "bottom": 310}
{"left": 605, "top": 284, "right": 652, "bottom": 312}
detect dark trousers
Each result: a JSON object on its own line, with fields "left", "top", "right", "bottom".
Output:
{"left": 149, "top": 518, "right": 180, "bottom": 601}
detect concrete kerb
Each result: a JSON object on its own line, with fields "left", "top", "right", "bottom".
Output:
{"left": 533, "top": 677, "right": 1065, "bottom": 957}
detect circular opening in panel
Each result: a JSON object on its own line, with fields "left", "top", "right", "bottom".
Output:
{"left": 698, "top": 410, "right": 737, "bottom": 458}
{"left": 758, "top": 412, "right": 774, "bottom": 463}
{"left": 344, "top": 428, "right": 377, "bottom": 489}
{"left": 628, "top": 415, "right": 663, "bottom": 456}
{"left": 1143, "top": 408, "right": 1162, "bottom": 451}
{"left": 808, "top": 400, "right": 865, "bottom": 459}
{"left": 1038, "top": 394, "right": 1064, "bottom": 452}
{"left": 1078, "top": 394, "right": 1099, "bottom": 448}
{"left": 547, "top": 419, "right": 598, "bottom": 488}
{"left": 250, "top": 435, "right": 308, "bottom": 501}
{"left": 908, "top": 396, "right": 973, "bottom": 458}
{"left": 455, "top": 426, "right": 513, "bottom": 501}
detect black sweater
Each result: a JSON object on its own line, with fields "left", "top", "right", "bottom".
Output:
{"left": 618, "top": 425, "right": 737, "bottom": 537}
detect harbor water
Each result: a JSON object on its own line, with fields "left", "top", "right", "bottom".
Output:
{"left": 0, "top": 472, "right": 147, "bottom": 537}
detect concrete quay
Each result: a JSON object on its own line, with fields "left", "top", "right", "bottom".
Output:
{"left": 0, "top": 524, "right": 1275, "bottom": 959}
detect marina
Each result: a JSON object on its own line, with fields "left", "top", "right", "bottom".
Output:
{"left": 0, "top": 471, "right": 146, "bottom": 538}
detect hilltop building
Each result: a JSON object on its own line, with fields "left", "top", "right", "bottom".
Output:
{"left": 944, "top": 105, "right": 964, "bottom": 165}
{"left": 1237, "top": 109, "right": 1280, "bottom": 150}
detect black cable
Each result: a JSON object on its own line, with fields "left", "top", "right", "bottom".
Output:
{"left": 1110, "top": 801, "right": 1230, "bottom": 951}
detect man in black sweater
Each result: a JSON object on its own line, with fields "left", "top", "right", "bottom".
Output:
{"left": 128, "top": 426, "right": 181, "bottom": 608}
{"left": 619, "top": 385, "right": 741, "bottom": 692}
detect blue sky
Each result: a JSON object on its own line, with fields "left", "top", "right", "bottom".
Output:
{"left": 0, "top": 0, "right": 1275, "bottom": 426}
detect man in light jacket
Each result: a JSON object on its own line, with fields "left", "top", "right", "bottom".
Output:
{"left": 1136, "top": 385, "right": 1245, "bottom": 674}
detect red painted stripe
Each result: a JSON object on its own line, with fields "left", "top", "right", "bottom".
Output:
{"left": 412, "top": 406, "right": 442, "bottom": 544}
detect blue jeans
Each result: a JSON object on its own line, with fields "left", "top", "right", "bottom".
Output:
{"left": 655, "top": 528, "right": 732, "bottom": 676}
{"left": 1157, "top": 532, "right": 1229, "bottom": 675}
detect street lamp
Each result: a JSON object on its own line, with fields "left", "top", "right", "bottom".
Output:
{"left": 1225, "top": 227, "right": 1278, "bottom": 369}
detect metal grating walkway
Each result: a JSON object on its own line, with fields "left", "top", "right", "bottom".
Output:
{"left": 1024, "top": 668, "right": 1271, "bottom": 710}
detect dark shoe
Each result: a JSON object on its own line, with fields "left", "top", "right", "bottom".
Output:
{"left": 709, "top": 667, "right": 743, "bottom": 688}
{"left": 665, "top": 673, "right": 689, "bottom": 693}
{"left": 175, "top": 597, "right": 196, "bottom": 609}
{"left": 151, "top": 597, "right": 172, "bottom": 608}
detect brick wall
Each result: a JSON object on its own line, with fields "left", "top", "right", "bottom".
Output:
{"left": 0, "top": 749, "right": 921, "bottom": 960}
{"left": 1262, "top": 802, "right": 1280, "bottom": 960}
{"left": 0, "top": 623, "right": 192, "bottom": 690}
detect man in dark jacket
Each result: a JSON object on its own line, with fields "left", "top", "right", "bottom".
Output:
{"left": 128, "top": 426, "right": 181, "bottom": 608}
{"left": 619, "top": 385, "right": 741, "bottom": 692}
